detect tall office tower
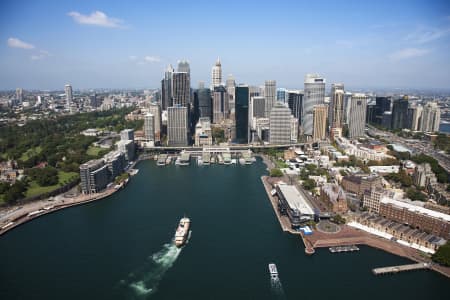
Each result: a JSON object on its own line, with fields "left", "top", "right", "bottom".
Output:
{"left": 277, "top": 88, "right": 288, "bottom": 104}
{"left": 420, "top": 102, "right": 440, "bottom": 132}
{"left": 391, "top": 96, "right": 409, "bottom": 129}
{"left": 212, "top": 86, "right": 229, "bottom": 123}
{"left": 269, "top": 103, "right": 292, "bottom": 144}
{"left": 144, "top": 113, "right": 155, "bottom": 141}
{"left": 291, "top": 116, "right": 299, "bottom": 142}
{"left": 161, "top": 64, "right": 174, "bottom": 110}
{"left": 197, "top": 88, "right": 212, "bottom": 120}
{"left": 211, "top": 57, "right": 222, "bottom": 88}
{"left": 407, "top": 105, "right": 423, "bottom": 131}
{"left": 373, "top": 96, "right": 392, "bottom": 124}
{"left": 65, "top": 84, "right": 73, "bottom": 108}
{"left": 329, "top": 83, "right": 344, "bottom": 128}
{"left": 172, "top": 72, "right": 190, "bottom": 106}
{"left": 177, "top": 60, "right": 190, "bottom": 73}
{"left": 348, "top": 94, "right": 368, "bottom": 138}
{"left": 343, "top": 92, "right": 353, "bottom": 124}
{"left": 226, "top": 74, "right": 236, "bottom": 107}
{"left": 303, "top": 74, "right": 325, "bottom": 135}
{"left": 149, "top": 103, "right": 161, "bottom": 142}
{"left": 312, "top": 104, "right": 327, "bottom": 141}
{"left": 367, "top": 104, "right": 377, "bottom": 124}
{"left": 264, "top": 80, "right": 276, "bottom": 117}
{"left": 235, "top": 85, "right": 249, "bottom": 143}
{"left": 198, "top": 81, "right": 205, "bottom": 89}
{"left": 287, "top": 90, "right": 303, "bottom": 122}
{"left": 167, "top": 105, "right": 189, "bottom": 146}
{"left": 250, "top": 96, "right": 266, "bottom": 119}
{"left": 120, "top": 129, "right": 135, "bottom": 141}
{"left": 15, "top": 88, "right": 23, "bottom": 102}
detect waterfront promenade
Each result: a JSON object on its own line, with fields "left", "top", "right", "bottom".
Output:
{"left": 260, "top": 175, "right": 450, "bottom": 278}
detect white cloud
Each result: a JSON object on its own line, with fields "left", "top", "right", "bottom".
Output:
{"left": 405, "top": 26, "right": 450, "bottom": 44}
{"left": 30, "top": 50, "right": 50, "bottom": 60}
{"left": 389, "top": 48, "right": 430, "bottom": 61}
{"left": 144, "top": 56, "right": 161, "bottom": 63}
{"left": 7, "top": 37, "right": 35, "bottom": 49}
{"left": 68, "top": 11, "right": 124, "bottom": 28}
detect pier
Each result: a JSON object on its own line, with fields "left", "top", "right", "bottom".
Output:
{"left": 329, "top": 245, "right": 359, "bottom": 253}
{"left": 372, "top": 263, "right": 430, "bottom": 275}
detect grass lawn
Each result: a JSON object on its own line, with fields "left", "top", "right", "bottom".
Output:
{"left": 25, "top": 170, "right": 79, "bottom": 198}
{"left": 87, "top": 146, "right": 104, "bottom": 157}
{"left": 20, "top": 146, "right": 42, "bottom": 161}
{"left": 274, "top": 159, "right": 289, "bottom": 169}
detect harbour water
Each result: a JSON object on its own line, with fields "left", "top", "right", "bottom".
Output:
{"left": 439, "top": 123, "right": 450, "bottom": 133}
{"left": 0, "top": 159, "right": 448, "bottom": 299}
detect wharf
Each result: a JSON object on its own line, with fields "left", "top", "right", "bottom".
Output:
{"left": 329, "top": 245, "right": 359, "bottom": 253}
{"left": 372, "top": 262, "right": 430, "bottom": 275}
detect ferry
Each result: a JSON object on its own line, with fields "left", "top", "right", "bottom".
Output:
{"left": 268, "top": 263, "right": 279, "bottom": 280}
{"left": 174, "top": 217, "right": 191, "bottom": 247}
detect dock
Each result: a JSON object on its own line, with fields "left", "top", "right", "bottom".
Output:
{"left": 329, "top": 245, "right": 359, "bottom": 253}
{"left": 372, "top": 262, "right": 430, "bottom": 275}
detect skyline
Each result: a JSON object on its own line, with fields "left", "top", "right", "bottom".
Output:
{"left": 1, "top": 0, "right": 450, "bottom": 90}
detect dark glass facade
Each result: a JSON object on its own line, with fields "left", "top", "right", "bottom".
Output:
{"left": 391, "top": 97, "right": 409, "bottom": 129}
{"left": 235, "top": 86, "right": 249, "bottom": 143}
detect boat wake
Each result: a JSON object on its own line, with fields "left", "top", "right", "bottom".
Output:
{"left": 270, "top": 277, "right": 286, "bottom": 300}
{"left": 121, "top": 242, "right": 182, "bottom": 299}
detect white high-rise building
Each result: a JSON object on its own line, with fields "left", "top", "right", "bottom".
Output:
{"left": 15, "top": 88, "right": 23, "bottom": 102}
{"left": 212, "top": 86, "right": 228, "bottom": 123}
{"left": 420, "top": 102, "right": 440, "bottom": 132}
{"left": 264, "top": 80, "right": 276, "bottom": 118}
{"left": 65, "top": 84, "right": 73, "bottom": 108}
{"left": 167, "top": 106, "right": 188, "bottom": 146}
{"left": 290, "top": 116, "right": 299, "bottom": 142}
{"left": 303, "top": 74, "right": 325, "bottom": 135}
{"left": 408, "top": 105, "right": 423, "bottom": 131}
{"left": 269, "top": 103, "right": 292, "bottom": 144}
{"left": 144, "top": 113, "right": 155, "bottom": 142}
{"left": 226, "top": 74, "right": 236, "bottom": 110}
{"left": 348, "top": 93, "right": 368, "bottom": 138}
{"left": 211, "top": 57, "right": 222, "bottom": 88}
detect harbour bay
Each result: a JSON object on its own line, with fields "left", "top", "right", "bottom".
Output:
{"left": 0, "top": 158, "right": 448, "bottom": 299}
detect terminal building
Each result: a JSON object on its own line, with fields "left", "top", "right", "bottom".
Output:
{"left": 276, "top": 184, "right": 315, "bottom": 228}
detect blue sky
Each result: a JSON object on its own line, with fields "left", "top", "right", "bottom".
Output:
{"left": 0, "top": 0, "right": 449, "bottom": 90}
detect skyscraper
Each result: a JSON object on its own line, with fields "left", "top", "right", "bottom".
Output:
{"left": 172, "top": 72, "right": 190, "bottom": 106}
{"left": 161, "top": 64, "right": 174, "bottom": 110}
{"left": 15, "top": 88, "right": 23, "bottom": 102}
{"left": 149, "top": 103, "right": 161, "bottom": 142}
{"left": 348, "top": 94, "right": 368, "bottom": 138}
{"left": 197, "top": 88, "right": 212, "bottom": 120}
{"left": 177, "top": 60, "right": 190, "bottom": 73}
{"left": 120, "top": 129, "right": 134, "bottom": 141}
{"left": 250, "top": 96, "right": 266, "bottom": 119}
{"left": 407, "top": 105, "right": 422, "bottom": 131}
{"left": 313, "top": 104, "right": 327, "bottom": 141}
{"left": 329, "top": 83, "right": 344, "bottom": 128}
{"left": 269, "top": 103, "right": 292, "bottom": 144}
{"left": 65, "top": 84, "right": 73, "bottom": 108}
{"left": 212, "top": 86, "right": 229, "bottom": 123}
{"left": 287, "top": 90, "right": 303, "bottom": 122}
{"left": 144, "top": 113, "right": 155, "bottom": 141}
{"left": 420, "top": 102, "right": 440, "bottom": 132}
{"left": 211, "top": 57, "right": 222, "bottom": 88}
{"left": 226, "top": 74, "right": 236, "bottom": 109}
{"left": 167, "top": 105, "right": 189, "bottom": 146}
{"left": 391, "top": 96, "right": 409, "bottom": 130}
{"left": 235, "top": 85, "right": 249, "bottom": 144}
{"left": 264, "top": 80, "right": 276, "bottom": 117}
{"left": 276, "top": 88, "right": 288, "bottom": 104}
{"left": 303, "top": 74, "right": 325, "bottom": 135}
{"left": 372, "top": 97, "right": 391, "bottom": 125}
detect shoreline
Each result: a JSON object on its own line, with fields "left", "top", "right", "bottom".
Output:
{"left": 0, "top": 160, "right": 142, "bottom": 237}
{"left": 259, "top": 173, "right": 450, "bottom": 279}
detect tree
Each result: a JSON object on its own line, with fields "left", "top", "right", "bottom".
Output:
{"left": 269, "top": 168, "right": 283, "bottom": 177}
{"left": 406, "top": 188, "right": 426, "bottom": 201}
{"left": 302, "top": 179, "right": 316, "bottom": 190}
{"left": 432, "top": 241, "right": 450, "bottom": 267}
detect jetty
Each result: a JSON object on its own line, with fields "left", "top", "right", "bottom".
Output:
{"left": 372, "top": 262, "right": 430, "bottom": 275}
{"left": 329, "top": 245, "right": 359, "bottom": 253}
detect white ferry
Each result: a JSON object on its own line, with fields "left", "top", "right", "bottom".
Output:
{"left": 268, "top": 263, "right": 279, "bottom": 280}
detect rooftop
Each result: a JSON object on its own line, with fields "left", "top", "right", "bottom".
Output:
{"left": 278, "top": 184, "right": 314, "bottom": 216}
{"left": 381, "top": 197, "right": 450, "bottom": 222}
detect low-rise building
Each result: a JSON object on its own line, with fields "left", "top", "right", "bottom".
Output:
{"left": 195, "top": 117, "right": 212, "bottom": 146}
{"left": 276, "top": 184, "right": 315, "bottom": 228}
{"left": 320, "top": 183, "right": 348, "bottom": 213}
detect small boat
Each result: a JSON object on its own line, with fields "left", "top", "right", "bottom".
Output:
{"left": 268, "top": 263, "right": 278, "bottom": 280}
{"left": 174, "top": 217, "right": 191, "bottom": 247}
